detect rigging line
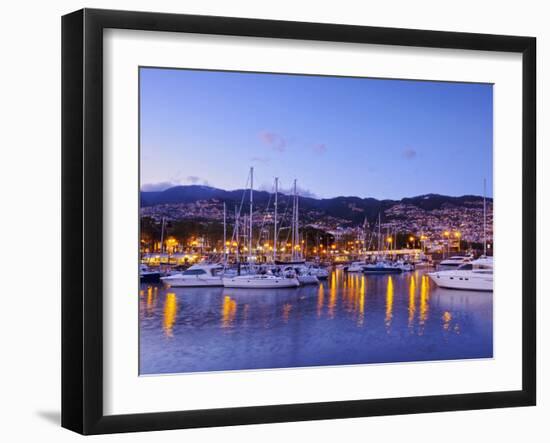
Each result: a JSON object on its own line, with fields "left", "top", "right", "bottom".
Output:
{"left": 229, "top": 173, "right": 251, "bottom": 244}
{"left": 275, "top": 181, "right": 292, "bottom": 239}
{"left": 277, "top": 186, "right": 292, "bottom": 245}
{"left": 255, "top": 181, "right": 275, "bottom": 250}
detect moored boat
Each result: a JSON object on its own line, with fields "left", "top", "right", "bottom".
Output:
{"left": 223, "top": 274, "right": 300, "bottom": 288}
{"left": 160, "top": 263, "right": 223, "bottom": 287}
{"left": 140, "top": 264, "right": 161, "bottom": 283}
{"left": 346, "top": 261, "right": 366, "bottom": 273}
{"left": 439, "top": 255, "right": 472, "bottom": 267}
{"left": 281, "top": 265, "right": 319, "bottom": 285}
{"left": 363, "top": 260, "right": 403, "bottom": 274}
{"left": 428, "top": 256, "right": 493, "bottom": 291}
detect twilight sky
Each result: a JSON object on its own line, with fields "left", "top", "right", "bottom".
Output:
{"left": 140, "top": 67, "right": 493, "bottom": 199}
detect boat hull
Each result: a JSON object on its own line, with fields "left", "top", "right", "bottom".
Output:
{"left": 160, "top": 277, "right": 223, "bottom": 287}
{"left": 297, "top": 275, "right": 319, "bottom": 285}
{"left": 140, "top": 272, "right": 161, "bottom": 283}
{"left": 223, "top": 276, "right": 300, "bottom": 289}
{"left": 363, "top": 268, "right": 402, "bottom": 274}
{"left": 428, "top": 272, "right": 493, "bottom": 291}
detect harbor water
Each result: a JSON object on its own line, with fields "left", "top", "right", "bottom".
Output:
{"left": 139, "top": 269, "right": 493, "bottom": 375}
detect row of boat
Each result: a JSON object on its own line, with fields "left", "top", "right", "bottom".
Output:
{"left": 344, "top": 259, "right": 416, "bottom": 274}
{"left": 157, "top": 262, "right": 329, "bottom": 288}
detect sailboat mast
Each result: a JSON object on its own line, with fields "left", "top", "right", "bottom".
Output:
{"left": 159, "top": 216, "right": 166, "bottom": 253}
{"left": 290, "top": 180, "right": 296, "bottom": 261}
{"left": 235, "top": 205, "right": 239, "bottom": 263}
{"left": 296, "top": 182, "right": 300, "bottom": 259}
{"left": 274, "top": 177, "right": 278, "bottom": 261}
{"left": 249, "top": 167, "right": 253, "bottom": 261}
{"left": 483, "top": 178, "right": 487, "bottom": 256}
{"left": 223, "top": 202, "right": 227, "bottom": 265}
{"left": 363, "top": 217, "right": 367, "bottom": 255}
{"left": 378, "top": 212, "right": 381, "bottom": 255}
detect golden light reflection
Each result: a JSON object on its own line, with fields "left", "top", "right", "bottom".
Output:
{"left": 145, "top": 286, "right": 159, "bottom": 316}
{"left": 221, "top": 295, "right": 237, "bottom": 328}
{"left": 442, "top": 311, "right": 452, "bottom": 331}
{"left": 358, "top": 276, "right": 366, "bottom": 327}
{"left": 328, "top": 272, "right": 337, "bottom": 318}
{"left": 385, "top": 276, "right": 394, "bottom": 331}
{"left": 408, "top": 275, "right": 416, "bottom": 330}
{"left": 163, "top": 292, "right": 177, "bottom": 337}
{"left": 282, "top": 303, "right": 292, "bottom": 323}
{"left": 419, "top": 275, "right": 430, "bottom": 333}
{"left": 317, "top": 284, "right": 325, "bottom": 317}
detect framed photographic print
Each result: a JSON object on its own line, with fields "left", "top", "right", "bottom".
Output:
{"left": 61, "top": 8, "right": 536, "bottom": 435}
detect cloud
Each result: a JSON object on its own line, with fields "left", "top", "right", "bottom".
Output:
{"left": 258, "top": 183, "right": 317, "bottom": 199}
{"left": 141, "top": 181, "right": 178, "bottom": 192}
{"left": 259, "top": 131, "right": 287, "bottom": 152}
{"left": 184, "top": 175, "right": 210, "bottom": 186}
{"left": 141, "top": 175, "right": 210, "bottom": 191}
{"left": 312, "top": 144, "right": 327, "bottom": 155}
{"left": 186, "top": 175, "right": 201, "bottom": 184}
{"left": 402, "top": 148, "right": 417, "bottom": 159}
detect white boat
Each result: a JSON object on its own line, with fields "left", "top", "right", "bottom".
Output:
{"left": 160, "top": 263, "right": 223, "bottom": 287}
{"left": 363, "top": 260, "right": 402, "bottom": 274}
{"left": 395, "top": 260, "right": 415, "bottom": 272}
{"left": 439, "top": 255, "right": 472, "bottom": 267}
{"left": 429, "top": 180, "right": 493, "bottom": 292}
{"left": 223, "top": 274, "right": 300, "bottom": 288}
{"left": 346, "top": 261, "right": 366, "bottom": 273}
{"left": 307, "top": 263, "right": 329, "bottom": 279}
{"left": 428, "top": 257, "right": 493, "bottom": 291}
{"left": 282, "top": 265, "right": 319, "bottom": 285}
{"left": 140, "top": 264, "right": 161, "bottom": 283}
{"left": 414, "top": 259, "right": 433, "bottom": 269}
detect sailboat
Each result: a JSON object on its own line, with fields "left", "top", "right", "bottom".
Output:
{"left": 363, "top": 212, "right": 402, "bottom": 274}
{"left": 428, "top": 179, "right": 493, "bottom": 291}
{"left": 272, "top": 179, "right": 320, "bottom": 285}
{"left": 223, "top": 169, "right": 300, "bottom": 289}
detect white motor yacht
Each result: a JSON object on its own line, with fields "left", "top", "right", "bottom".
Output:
{"left": 346, "top": 261, "right": 366, "bottom": 273}
{"left": 428, "top": 256, "right": 493, "bottom": 291}
{"left": 160, "top": 263, "right": 224, "bottom": 287}
{"left": 363, "top": 260, "right": 403, "bottom": 274}
{"left": 395, "top": 260, "right": 415, "bottom": 272}
{"left": 223, "top": 273, "right": 300, "bottom": 289}
{"left": 282, "top": 265, "right": 319, "bottom": 285}
{"left": 306, "top": 263, "right": 329, "bottom": 280}
{"left": 439, "top": 255, "right": 472, "bottom": 267}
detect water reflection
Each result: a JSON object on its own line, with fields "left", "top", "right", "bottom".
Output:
{"left": 221, "top": 295, "right": 237, "bottom": 328}
{"left": 385, "top": 276, "right": 394, "bottom": 331}
{"left": 162, "top": 292, "right": 177, "bottom": 337}
{"left": 317, "top": 284, "right": 324, "bottom": 318}
{"left": 140, "top": 269, "right": 493, "bottom": 375}
{"left": 419, "top": 275, "right": 430, "bottom": 333}
{"left": 408, "top": 275, "right": 416, "bottom": 330}
{"left": 358, "top": 277, "right": 365, "bottom": 327}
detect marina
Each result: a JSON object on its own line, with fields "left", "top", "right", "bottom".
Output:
{"left": 137, "top": 68, "right": 495, "bottom": 376}
{"left": 139, "top": 268, "right": 493, "bottom": 375}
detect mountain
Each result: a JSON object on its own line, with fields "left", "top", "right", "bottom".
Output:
{"left": 140, "top": 185, "right": 491, "bottom": 225}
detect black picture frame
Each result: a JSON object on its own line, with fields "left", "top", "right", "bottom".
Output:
{"left": 62, "top": 8, "right": 536, "bottom": 435}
